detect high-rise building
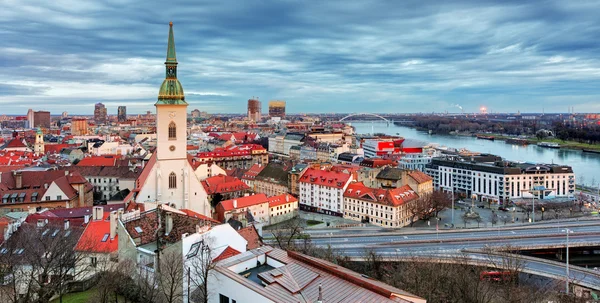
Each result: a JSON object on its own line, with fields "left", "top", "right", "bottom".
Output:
{"left": 33, "top": 111, "right": 50, "bottom": 128}
{"left": 118, "top": 106, "right": 127, "bottom": 122}
{"left": 71, "top": 118, "right": 89, "bottom": 136}
{"left": 27, "top": 109, "right": 34, "bottom": 129}
{"left": 268, "top": 100, "right": 286, "bottom": 118}
{"left": 94, "top": 103, "right": 107, "bottom": 124}
{"left": 247, "top": 98, "right": 261, "bottom": 121}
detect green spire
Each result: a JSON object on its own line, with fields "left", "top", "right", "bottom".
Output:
{"left": 166, "top": 21, "right": 177, "bottom": 64}
{"left": 156, "top": 22, "right": 187, "bottom": 106}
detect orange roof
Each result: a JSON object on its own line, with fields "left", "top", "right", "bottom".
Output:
{"left": 268, "top": 194, "right": 298, "bottom": 208}
{"left": 219, "top": 193, "right": 269, "bottom": 211}
{"left": 202, "top": 175, "right": 250, "bottom": 195}
{"left": 180, "top": 209, "right": 220, "bottom": 223}
{"left": 237, "top": 225, "right": 262, "bottom": 250}
{"left": 344, "top": 182, "right": 419, "bottom": 207}
{"left": 214, "top": 246, "right": 241, "bottom": 262}
{"left": 74, "top": 219, "right": 118, "bottom": 253}
{"left": 409, "top": 170, "right": 433, "bottom": 184}
{"left": 299, "top": 168, "right": 351, "bottom": 189}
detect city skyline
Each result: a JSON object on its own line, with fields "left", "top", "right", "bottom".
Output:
{"left": 1, "top": 1, "right": 600, "bottom": 114}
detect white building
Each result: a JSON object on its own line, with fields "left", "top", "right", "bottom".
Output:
{"left": 126, "top": 23, "right": 213, "bottom": 217}
{"left": 267, "top": 133, "right": 304, "bottom": 156}
{"left": 208, "top": 246, "right": 426, "bottom": 303}
{"left": 298, "top": 168, "right": 353, "bottom": 216}
{"left": 399, "top": 148, "right": 441, "bottom": 172}
{"left": 426, "top": 154, "right": 575, "bottom": 204}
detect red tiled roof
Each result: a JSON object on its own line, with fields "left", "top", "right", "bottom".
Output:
{"left": 237, "top": 225, "right": 262, "bottom": 250}
{"left": 3, "top": 137, "right": 27, "bottom": 149}
{"left": 242, "top": 163, "right": 265, "bottom": 180}
{"left": 299, "top": 168, "right": 351, "bottom": 189}
{"left": 267, "top": 194, "right": 298, "bottom": 208}
{"left": 74, "top": 220, "right": 118, "bottom": 253}
{"left": 344, "top": 182, "right": 419, "bottom": 207}
{"left": 219, "top": 193, "right": 269, "bottom": 211}
{"left": 408, "top": 170, "right": 433, "bottom": 184}
{"left": 213, "top": 246, "right": 241, "bottom": 262}
{"left": 202, "top": 175, "right": 249, "bottom": 195}
{"left": 180, "top": 209, "right": 220, "bottom": 223}
{"left": 135, "top": 152, "right": 156, "bottom": 190}
{"left": 44, "top": 144, "right": 78, "bottom": 154}
{"left": 77, "top": 156, "right": 118, "bottom": 167}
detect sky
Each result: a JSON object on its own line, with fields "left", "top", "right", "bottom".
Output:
{"left": 1, "top": 0, "right": 600, "bottom": 115}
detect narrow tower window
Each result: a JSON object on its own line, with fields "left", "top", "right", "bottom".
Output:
{"left": 168, "top": 122, "right": 176, "bottom": 140}
{"left": 169, "top": 172, "right": 177, "bottom": 189}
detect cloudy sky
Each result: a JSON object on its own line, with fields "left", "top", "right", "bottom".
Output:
{"left": 1, "top": 0, "right": 600, "bottom": 115}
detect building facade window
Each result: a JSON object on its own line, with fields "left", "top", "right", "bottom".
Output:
{"left": 168, "top": 122, "right": 176, "bottom": 140}
{"left": 169, "top": 172, "right": 177, "bottom": 189}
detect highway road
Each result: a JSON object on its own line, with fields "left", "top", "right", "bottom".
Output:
{"left": 266, "top": 219, "right": 600, "bottom": 290}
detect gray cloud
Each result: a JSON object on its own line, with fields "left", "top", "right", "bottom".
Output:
{"left": 0, "top": 0, "right": 599, "bottom": 114}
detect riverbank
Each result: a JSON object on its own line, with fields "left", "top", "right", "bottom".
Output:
{"left": 471, "top": 133, "right": 600, "bottom": 152}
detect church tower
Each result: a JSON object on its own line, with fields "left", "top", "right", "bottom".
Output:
{"left": 34, "top": 128, "right": 44, "bottom": 156}
{"left": 156, "top": 21, "right": 188, "bottom": 161}
{"left": 133, "top": 22, "right": 213, "bottom": 216}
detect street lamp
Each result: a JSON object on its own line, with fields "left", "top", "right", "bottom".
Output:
{"left": 561, "top": 228, "right": 574, "bottom": 295}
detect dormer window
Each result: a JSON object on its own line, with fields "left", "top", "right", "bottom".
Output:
{"left": 168, "top": 122, "right": 176, "bottom": 140}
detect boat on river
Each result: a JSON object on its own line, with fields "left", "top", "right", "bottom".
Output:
{"left": 582, "top": 149, "right": 600, "bottom": 154}
{"left": 476, "top": 135, "right": 495, "bottom": 141}
{"left": 537, "top": 142, "right": 560, "bottom": 149}
{"left": 505, "top": 138, "right": 530, "bottom": 145}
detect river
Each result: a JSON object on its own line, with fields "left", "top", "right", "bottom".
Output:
{"left": 351, "top": 122, "right": 600, "bottom": 186}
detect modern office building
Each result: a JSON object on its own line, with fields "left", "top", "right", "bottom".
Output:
{"left": 425, "top": 154, "right": 575, "bottom": 204}
{"left": 247, "top": 98, "right": 261, "bottom": 121}
{"left": 27, "top": 109, "right": 34, "bottom": 129}
{"left": 94, "top": 103, "right": 107, "bottom": 124}
{"left": 117, "top": 106, "right": 127, "bottom": 122}
{"left": 268, "top": 100, "right": 286, "bottom": 118}
{"left": 33, "top": 111, "right": 51, "bottom": 128}
{"left": 71, "top": 118, "right": 89, "bottom": 136}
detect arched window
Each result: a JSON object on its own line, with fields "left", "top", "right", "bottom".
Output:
{"left": 168, "top": 122, "right": 176, "bottom": 140}
{"left": 169, "top": 172, "right": 177, "bottom": 189}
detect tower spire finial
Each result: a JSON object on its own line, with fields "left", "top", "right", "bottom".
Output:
{"left": 166, "top": 21, "right": 177, "bottom": 64}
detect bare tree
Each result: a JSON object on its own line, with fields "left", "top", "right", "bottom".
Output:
{"left": 188, "top": 240, "right": 216, "bottom": 303}
{"left": 0, "top": 222, "right": 87, "bottom": 303}
{"left": 429, "top": 190, "right": 452, "bottom": 218}
{"left": 271, "top": 217, "right": 307, "bottom": 250}
{"left": 158, "top": 250, "right": 185, "bottom": 303}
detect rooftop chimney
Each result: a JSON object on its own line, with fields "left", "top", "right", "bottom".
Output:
{"left": 93, "top": 206, "right": 104, "bottom": 221}
{"left": 64, "top": 219, "right": 70, "bottom": 230}
{"left": 233, "top": 199, "right": 238, "bottom": 208}
{"left": 109, "top": 211, "right": 117, "bottom": 240}
{"left": 84, "top": 214, "right": 90, "bottom": 224}
{"left": 14, "top": 171, "right": 22, "bottom": 189}
{"left": 165, "top": 212, "right": 173, "bottom": 236}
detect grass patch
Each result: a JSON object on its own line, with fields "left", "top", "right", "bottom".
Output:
{"left": 50, "top": 289, "right": 94, "bottom": 303}
{"left": 50, "top": 289, "right": 125, "bottom": 303}
{"left": 306, "top": 219, "right": 323, "bottom": 226}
